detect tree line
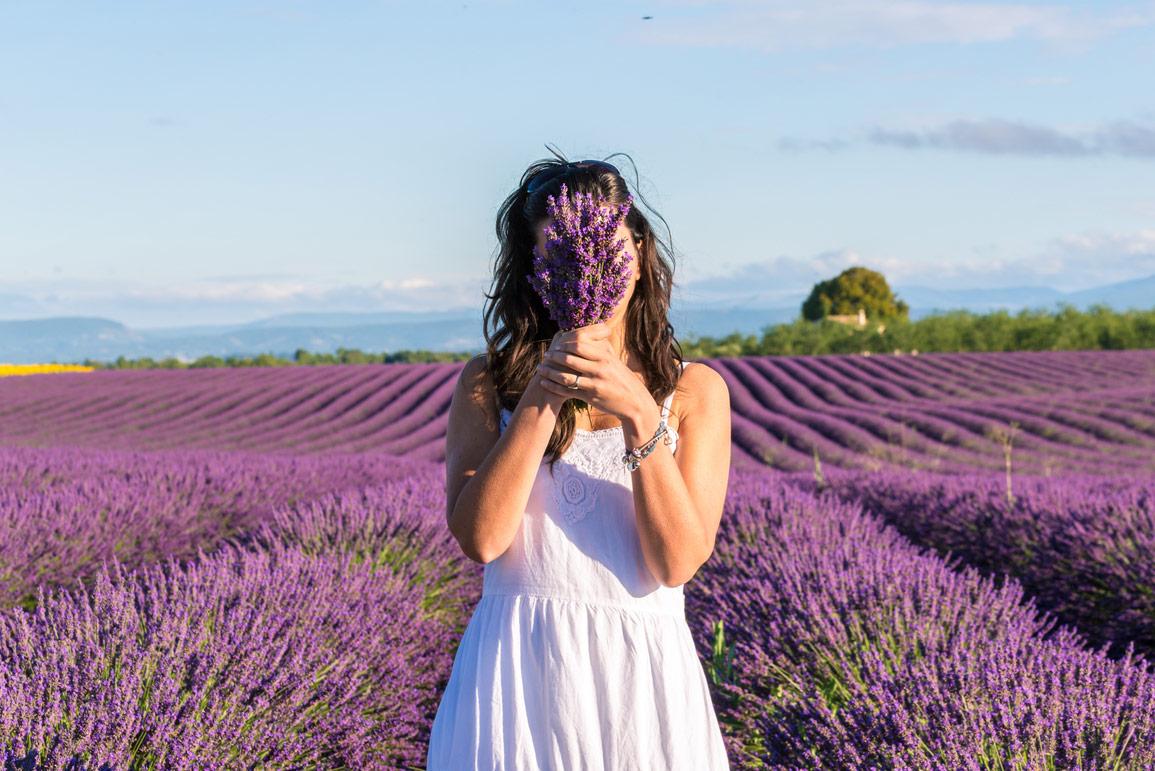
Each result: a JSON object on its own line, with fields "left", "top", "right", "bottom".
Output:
{"left": 74, "top": 301, "right": 1152, "bottom": 370}
{"left": 681, "top": 302, "right": 1155, "bottom": 358}
{"left": 81, "top": 348, "right": 472, "bottom": 370}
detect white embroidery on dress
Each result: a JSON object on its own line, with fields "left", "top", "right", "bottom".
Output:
{"left": 551, "top": 458, "right": 600, "bottom": 524}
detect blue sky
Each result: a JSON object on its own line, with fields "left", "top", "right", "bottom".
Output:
{"left": 1, "top": 0, "right": 1153, "bottom": 327}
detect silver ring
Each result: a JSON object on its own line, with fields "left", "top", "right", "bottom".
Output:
{"left": 566, "top": 373, "right": 582, "bottom": 390}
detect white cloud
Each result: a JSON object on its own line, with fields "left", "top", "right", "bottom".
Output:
{"left": 0, "top": 273, "right": 492, "bottom": 328}
{"left": 4, "top": 229, "right": 1153, "bottom": 325}
{"left": 1036, "top": 228, "right": 1155, "bottom": 287}
{"left": 632, "top": 0, "right": 1155, "bottom": 51}
{"left": 867, "top": 117, "right": 1155, "bottom": 157}
{"left": 781, "top": 116, "right": 1155, "bottom": 157}
{"left": 677, "top": 228, "right": 1155, "bottom": 298}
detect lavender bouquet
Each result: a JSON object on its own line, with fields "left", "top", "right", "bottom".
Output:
{"left": 527, "top": 181, "right": 634, "bottom": 410}
{"left": 528, "top": 181, "right": 634, "bottom": 331}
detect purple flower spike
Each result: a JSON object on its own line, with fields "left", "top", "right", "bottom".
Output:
{"left": 526, "top": 182, "right": 635, "bottom": 332}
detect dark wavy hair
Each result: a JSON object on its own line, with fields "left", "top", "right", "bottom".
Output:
{"left": 482, "top": 145, "right": 686, "bottom": 473}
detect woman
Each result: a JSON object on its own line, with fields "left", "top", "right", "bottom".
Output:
{"left": 427, "top": 149, "right": 732, "bottom": 770}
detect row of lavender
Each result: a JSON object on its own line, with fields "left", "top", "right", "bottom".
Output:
{"left": 2, "top": 348, "right": 1154, "bottom": 474}
{"left": 1, "top": 457, "right": 481, "bottom": 769}
{"left": 2, "top": 447, "right": 1153, "bottom": 767}
{"left": 688, "top": 471, "right": 1155, "bottom": 768}
{"left": 0, "top": 364, "right": 457, "bottom": 459}
{"left": 6, "top": 442, "right": 1153, "bottom": 667}
{"left": 789, "top": 468, "right": 1155, "bottom": 662}
{"left": 0, "top": 446, "right": 425, "bottom": 610}
{"left": 724, "top": 354, "right": 1155, "bottom": 474}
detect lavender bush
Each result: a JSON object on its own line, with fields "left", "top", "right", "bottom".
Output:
{"left": 0, "top": 467, "right": 479, "bottom": 769}
{"left": 0, "top": 445, "right": 423, "bottom": 610}
{"left": 685, "top": 468, "right": 1155, "bottom": 769}
{"left": 234, "top": 466, "right": 483, "bottom": 631}
{"left": 795, "top": 467, "right": 1155, "bottom": 660}
{"left": 0, "top": 544, "right": 439, "bottom": 768}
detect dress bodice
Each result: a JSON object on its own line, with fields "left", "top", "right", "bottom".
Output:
{"left": 482, "top": 365, "right": 687, "bottom": 613}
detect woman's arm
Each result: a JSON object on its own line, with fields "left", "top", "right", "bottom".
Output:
{"left": 445, "top": 354, "right": 560, "bottom": 563}
{"left": 621, "top": 363, "right": 732, "bottom": 587}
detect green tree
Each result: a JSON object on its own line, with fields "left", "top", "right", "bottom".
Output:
{"left": 801, "top": 266, "right": 909, "bottom": 322}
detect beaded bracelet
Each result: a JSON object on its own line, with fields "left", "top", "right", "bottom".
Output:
{"left": 621, "top": 417, "right": 673, "bottom": 472}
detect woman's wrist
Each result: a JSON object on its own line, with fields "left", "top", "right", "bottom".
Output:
{"left": 523, "top": 376, "right": 564, "bottom": 418}
{"left": 620, "top": 398, "right": 664, "bottom": 450}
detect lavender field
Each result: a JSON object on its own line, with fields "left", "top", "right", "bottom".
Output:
{"left": 1, "top": 349, "right": 1154, "bottom": 768}
{"left": 3, "top": 349, "right": 1154, "bottom": 475}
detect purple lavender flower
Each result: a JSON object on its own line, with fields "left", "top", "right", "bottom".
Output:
{"left": 527, "top": 181, "right": 634, "bottom": 331}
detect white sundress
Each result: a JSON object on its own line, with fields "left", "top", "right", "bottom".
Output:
{"left": 426, "top": 361, "right": 730, "bottom": 770}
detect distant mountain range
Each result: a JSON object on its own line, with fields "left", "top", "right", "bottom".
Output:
{"left": 2, "top": 274, "right": 1152, "bottom": 364}
{"left": 894, "top": 274, "right": 1155, "bottom": 315}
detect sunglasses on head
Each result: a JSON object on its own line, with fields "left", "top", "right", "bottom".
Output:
{"left": 525, "top": 159, "right": 621, "bottom": 195}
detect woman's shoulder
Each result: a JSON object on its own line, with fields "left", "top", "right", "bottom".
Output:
{"left": 677, "top": 361, "right": 729, "bottom": 410}
{"left": 457, "top": 353, "right": 501, "bottom": 415}
{"left": 458, "top": 353, "right": 490, "bottom": 390}
{"left": 679, "top": 360, "right": 722, "bottom": 386}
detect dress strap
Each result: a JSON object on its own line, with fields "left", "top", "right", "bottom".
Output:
{"left": 660, "top": 361, "right": 688, "bottom": 421}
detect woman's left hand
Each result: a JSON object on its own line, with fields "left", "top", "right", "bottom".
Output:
{"left": 537, "top": 321, "right": 648, "bottom": 420}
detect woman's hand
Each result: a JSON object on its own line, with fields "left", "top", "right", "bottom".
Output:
{"left": 535, "top": 321, "right": 649, "bottom": 420}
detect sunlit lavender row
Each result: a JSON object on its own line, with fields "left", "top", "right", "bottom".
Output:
{"left": 687, "top": 470, "right": 1155, "bottom": 768}
{"left": 790, "top": 467, "right": 1155, "bottom": 661}
{"left": 0, "top": 445, "right": 420, "bottom": 610}
{"left": 1, "top": 465, "right": 481, "bottom": 769}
